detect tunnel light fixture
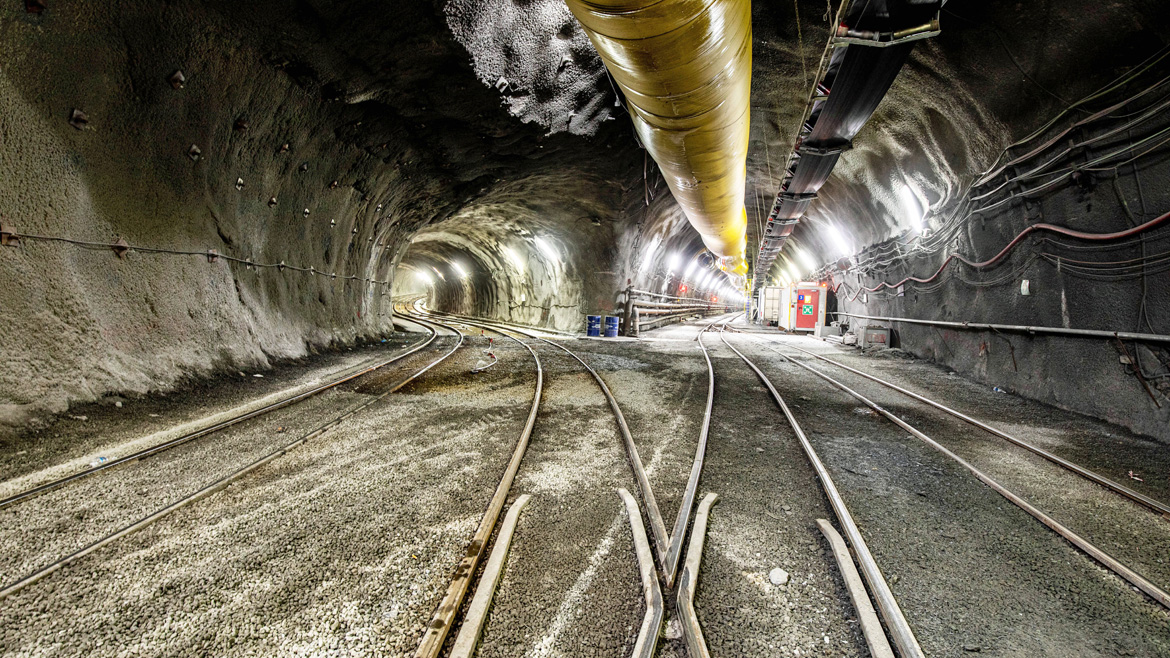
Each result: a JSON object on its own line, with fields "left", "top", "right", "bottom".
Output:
{"left": 452, "top": 261, "right": 469, "bottom": 279}
{"left": 795, "top": 247, "right": 817, "bottom": 273}
{"left": 787, "top": 263, "right": 803, "bottom": 284}
{"left": 901, "top": 183, "right": 925, "bottom": 231}
{"left": 825, "top": 222, "right": 851, "bottom": 257}
{"left": 534, "top": 237, "right": 561, "bottom": 264}
{"left": 430, "top": 266, "right": 445, "bottom": 281}
{"left": 666, "top": 252, "right": 682, "bottom": 274}
{"left": 683, "top": 259, "right": 701, "bottom": 281}
{"left": 503, "top": 246, "right": 525, "bottom": 273}
{"left": 640, "top": 235, "right": 661, "bottom": 273}
{"left": 415, "top": 270, "right": 433, "bottom": 286}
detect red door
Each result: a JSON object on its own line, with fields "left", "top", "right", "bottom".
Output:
{"left": 795, "top": 289, "right": 819, "bottom": 330}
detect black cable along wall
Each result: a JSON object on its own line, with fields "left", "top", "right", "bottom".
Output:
{"left": 833, "top": 51, "right": 1170, "bottom": 441}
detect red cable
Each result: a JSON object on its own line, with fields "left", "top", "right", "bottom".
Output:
{"left": 838, "top": 209, "right": 1170, "bottom": 301}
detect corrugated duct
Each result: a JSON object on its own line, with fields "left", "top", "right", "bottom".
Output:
{"left": 565, "top": 0, "right": 752, "bottom": 275}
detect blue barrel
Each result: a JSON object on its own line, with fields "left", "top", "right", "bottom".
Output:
{"left": 604, "top": 316, "right": 620, "bottom": 338}
{"left": 586, "top": 315, "right": 601, "bottom": 337}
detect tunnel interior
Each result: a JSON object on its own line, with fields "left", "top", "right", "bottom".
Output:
{"left": 2, "top": 1, "right": 1170, "bottom": 656}
{"left": 3, "top": 0, "right": 1167, "bottom": 438}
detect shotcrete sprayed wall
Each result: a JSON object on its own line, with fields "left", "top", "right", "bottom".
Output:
{"left": 822, "top": 9, "right": 1170, "bottom": 442}
{"left": 0, "top": 0, "right": 644, "bottom": 428}
{"left": 834, "top": 79, "right": 1170, "bottom": 441}
{"left": 395, "top": 168, "right": 635, "bottom": 330}
{"left": 4, "top": 0, "right": 1166, "bottom": 444}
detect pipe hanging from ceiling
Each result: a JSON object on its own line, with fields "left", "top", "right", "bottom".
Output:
{"left": 564, "top": 0, "right": 752, "bottom": 275}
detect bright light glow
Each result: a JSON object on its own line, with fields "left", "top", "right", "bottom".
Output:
{"left": 787, "top": 263, "right": 803, "bottom": 284}
{"left": 824, "top": 222, "right": 851, "bottom": 257}
{"left": 640, "top": 236, "right": 661, "bottom": 272}
{"left": 415, "top": 270, "right": 433, "bottom": 286}
{"left": 696, "top": 270, "right": 712, "bottom": 289}
{"left": 430, "top": 266, "right": 445, "bottom": 281}
{"left": 534, "top": 237, "right": 561, "bottom": 264}
{"left": 900, "top": 184, "right": 925, "bottom": 230}
{"left": 666, "top": 252, "right": 683, "bottom": 274}
{"left": 795, "top": 247, "right": 817, "bottom": 273}
{"left": 503, "top": 246, "right": 525, "bottom": 273}
{"left": 683, "top": 259, "right": 701, "bottom": 280}
{"left": 452, "top": 261, "right": 469, "bottom": 278}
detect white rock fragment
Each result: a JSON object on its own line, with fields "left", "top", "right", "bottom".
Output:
{"left": 769, "top": 567, "right": 789, "bottom": 586}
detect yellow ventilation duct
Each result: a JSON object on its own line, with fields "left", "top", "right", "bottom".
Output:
{"left": 565, "top": 0, "right": 752, "bottom": 275}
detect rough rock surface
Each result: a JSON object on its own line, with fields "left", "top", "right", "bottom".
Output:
{"left": 2, "top": 0, "right": 1168, "bottom": 441}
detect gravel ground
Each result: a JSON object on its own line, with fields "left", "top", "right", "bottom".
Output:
{"left": 0, "top": 339, "right": 462, "bottom": 585}
{"left": 570, "top": 324, "right": 711, "bottom": 567}
{"left": 5, "top": 311, "right": 1168, "bottom": 658}
{"left": 0, "top": 333, "right": 422, "bottom": 487}
{"left": 731, "top": 328, "right": 1170, "bottom": 657}
{"left": 785, "top": 336, "right": 1170, "bottom": 506}
{"left": 691, "top": 329, "right": 871, "bottom": 658}
{"left": 763, "top": 335, "right": 1170, "bottom": 598}
{"left": 0, "top": 333, "right": 538, "bottom": 657}
{"left": 472, "top": 337, "right": 644, "bottom": 658}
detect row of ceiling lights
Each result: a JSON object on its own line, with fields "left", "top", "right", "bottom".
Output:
{"left": 778, "top": 181, "right": 928, "bottom": 285}
{"left": 412, "top": 236, "right": 565, "bottom": 286}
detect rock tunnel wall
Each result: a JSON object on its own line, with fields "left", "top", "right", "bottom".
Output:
{"left": 0, "top": 0, "right": 644, "bottom": 427}
{"left": 830, "top": 22, "right": 1170, "bottom": 442}
{"left": 3, "top": 0, "right": 1168, "bottom": 445}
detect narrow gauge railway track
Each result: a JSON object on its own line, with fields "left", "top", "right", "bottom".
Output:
{"left": 780, "top": 341, "right": 1170, "bottom": 518}
{"left": 0, "top": 314, "right": 438, "bottom": 510}
{"left": 416, "top": 308, "right": 902, "bottom": 658}
{"left": 0, "top": 312, "right": 466, "bottom": 601}
{"left": 406, "top": 314, "right": 543, "bottom": 657}
{"left": 421, "top": 308, "right": 720, "bottom": 584}
{"left": 752, "top": 336, "right": 1170, "bottom": 610}
{"left": 407, "top": 307, "right": 726, "bottom": 657}
{"left": 711, "top": 320, "right": 924, "bottom": 658}
{"left": 406, "top": 308, "right": 651, "bottom": 656}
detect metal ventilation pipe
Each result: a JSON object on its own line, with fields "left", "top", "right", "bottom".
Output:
{"left": 565, "top": 0, "right": 752, "bottom": 275}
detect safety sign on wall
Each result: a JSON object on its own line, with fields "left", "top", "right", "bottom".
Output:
{"left": 802, "top": 305, "right": 813, "bottom": 315}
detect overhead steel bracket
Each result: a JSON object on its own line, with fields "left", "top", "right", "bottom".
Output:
{"left": 1, "top": 219, "right": 19, "bottom": 247}
{"left": 798, "top": 140, "right": 853, "bottom": 156}
{"left": 779, "top": 191, "right": 819, "bottom": 202}
{"left": 833, "top": 16, "right": 941, "bottom": 48}
{"left": 111, "top": 238, "right": 131, "bottom": 258}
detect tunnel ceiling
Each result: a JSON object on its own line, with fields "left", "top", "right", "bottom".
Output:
{"left": 2, "top": 0, "right": 1168, "bottom": 419}
{"left": 8, "top": 0, "right": 1148, "bottom": 287}
{"left": 420, "top": 0, "right": 1170, "bottom": 285}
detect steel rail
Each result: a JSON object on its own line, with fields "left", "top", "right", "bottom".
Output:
{"left": 0, "top": 315, "right": 465, "bottom": 602}
{"left": 717, "top": 331, "right": 925, "bottom": 658}
{"left": 0, "top": 323, "right": 438, "bottom": 510}
{"left": 661, "top": 323, "right": 718, "bottom": 587}
{"left": 404, "top": 314, "right": 545, "bottom": 658}
{"left": 428, "top": 308, "right": 746, "bottom": 584}
{"left": 781, "top": 342, "right": 1170, "bottom": 518}
{"left": 816, "top": 519, "right": 895, "bottom": 658}
{"left": 619, "top": 488, "right": 664, "bottom": 658}
{"left": 449, "top": 495, "right": 532, "bottom": 658}
{"left": 677, "top": 492, "right": 718, "bottom": 658}
{"left": 422, "top": 309, "right": 673, "bottom": 578}
{"left": 758, "top": 340, "right": 1170, "bottom": 609}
